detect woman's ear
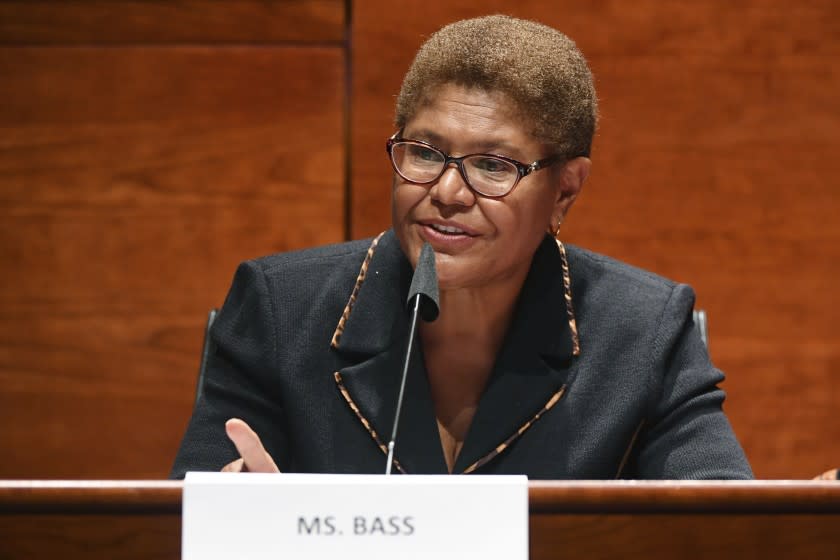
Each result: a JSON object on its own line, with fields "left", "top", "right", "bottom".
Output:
{"left": 553, "top": 156, "right": 591, "bottom": 220}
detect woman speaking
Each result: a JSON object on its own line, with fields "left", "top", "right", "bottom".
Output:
{"left": 172, "top": 15, "right": 752, "bottom": 479}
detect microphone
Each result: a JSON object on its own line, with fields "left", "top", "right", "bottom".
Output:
{"left": 405, "top": 242, "right": 440, "bottom": 322}
{"left": 385, "top": 242, "right": 440, "bottom": 474}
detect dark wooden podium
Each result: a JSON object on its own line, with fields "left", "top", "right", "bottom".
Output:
{"left": 1, "top": 480, "right": 839, "bottom": 559}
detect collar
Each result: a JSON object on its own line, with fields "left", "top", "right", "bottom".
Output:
{"left": 330, "top": 229, "right": 580, "bottom": 474}
{"left": 331, "top": 230, "right": 579, "bottom": 359}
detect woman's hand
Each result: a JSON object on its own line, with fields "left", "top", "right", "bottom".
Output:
{"left": 221, "top": 418, "right": 280, "bottom": 473}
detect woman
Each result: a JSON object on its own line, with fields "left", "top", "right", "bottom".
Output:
{"left": 172, "top": 15, "right": 752, "bottom": 479}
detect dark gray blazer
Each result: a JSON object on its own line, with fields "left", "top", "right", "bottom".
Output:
{"left": 171, "top": 230, "right": 752, "bottom": 479}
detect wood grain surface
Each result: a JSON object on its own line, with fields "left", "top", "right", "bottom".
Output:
{"left": 0, "top": 514, "right": 180, "bottom": 560}
{"left": 529, "top": 514, "right": 840, "bottom": 559}
{"left": 0, "top": 0, "right": 345, "bottom": 44}
{"left": 3, "top": 513, "right": 836, "bottom": 560}
{"left": 3, "top": 0, "right": 840, "bottom": 481}
{"left": 350, "top": 0, "right": 840, "bottom": 479}
{"left": 3, "top": 480, "right": 839, "bottom": 514}
{"left": 0, "top": 40, "right": 345, "bottom": 478}
{"left": 1, "top": 482, "right": 839, "bottom": 559}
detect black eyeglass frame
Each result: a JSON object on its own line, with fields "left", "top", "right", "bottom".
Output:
{"left": 385, "top": 131, "right": 564, "bottom": 198}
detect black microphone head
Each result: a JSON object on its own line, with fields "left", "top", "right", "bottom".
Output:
{"left": 406, "top": 242, "right": 440, "bottom": 322}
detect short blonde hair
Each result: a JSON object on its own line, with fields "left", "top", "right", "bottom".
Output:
{"left": 395, "top": 15, "right": 598, "bottom": 157}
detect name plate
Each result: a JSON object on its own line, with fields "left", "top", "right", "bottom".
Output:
{"left": 183, "top": 472, "right": 527, "bottom": 560}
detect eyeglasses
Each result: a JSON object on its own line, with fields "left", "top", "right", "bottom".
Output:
{"left": 386, "top": 132, "right": 563, "bottom": 198}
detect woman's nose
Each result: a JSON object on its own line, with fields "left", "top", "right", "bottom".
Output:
{"left": 428, "top": 164, "right": 476, "bottom": 207}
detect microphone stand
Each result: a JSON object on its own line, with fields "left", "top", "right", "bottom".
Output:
{"left": 386, "top": 294, "right": 423, "bottom": 475}
{"left": 385, "top": 242, "right": 438, "bottom": 475}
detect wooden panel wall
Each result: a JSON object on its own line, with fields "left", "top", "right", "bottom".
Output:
{"left": 2, "top": 0, "right": 838, "bottom": 480}
{"left": 0, "top": 1, "right": 346, "bottom": 478}
{"left": 351, "top": 1, "right": 840, "bottom": 478}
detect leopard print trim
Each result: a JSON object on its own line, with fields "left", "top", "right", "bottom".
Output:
{"left": 330, "top": 232, "right": 385, "bottom": 349}
{"left": 334, "top": 371, "right": 407, "bottom": 474}
{"left": 555, "top": 239, "right": 580, "bottom": 356}
{"left": 614, "top": 419, "right": 645, "bottom": 478}
{"left": 461, "top": 385, "right": 567, "bottom": 474}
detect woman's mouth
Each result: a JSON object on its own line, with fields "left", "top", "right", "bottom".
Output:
{"left": 418, "top": 222, "right": 479, "bottom": 252}
{"left": 429, "top": 223, "right": 467, "bottom": 235}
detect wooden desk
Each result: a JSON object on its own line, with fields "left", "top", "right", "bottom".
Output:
{"left": 1, "top": 481, "right": 839, "bottom": 559}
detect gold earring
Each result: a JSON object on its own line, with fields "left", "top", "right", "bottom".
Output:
{"left": 550, "top": 217, "right": 563, "bottom": 238}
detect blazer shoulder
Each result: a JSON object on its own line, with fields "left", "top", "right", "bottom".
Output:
{"left": 566, "top": 244, "right": 677, "bottom": 293}
{"left": 565, "top": 244, "right": 695, "bottom": 329}
{"left": 248, "top": 237, "right": 375, "bottom": 281}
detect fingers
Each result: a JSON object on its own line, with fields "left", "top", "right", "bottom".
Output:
{"left": 221, "top": 458, "right": 245, "bottom": 472}
{"left": 224, "top": 418, "right": 280, "bottom": 473}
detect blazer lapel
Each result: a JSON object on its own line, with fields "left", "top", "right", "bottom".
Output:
{"left": 331, "top": 231, "right": 448, "bottom": 474}
{"left": 331, "top": 232, "right": 579, "bottom": 475}
{"left": 453, "top": 236, "right": 578, "bottom": 474}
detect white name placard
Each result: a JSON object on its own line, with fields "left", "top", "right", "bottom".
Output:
{"left": 183, "top": 471, "right": 527, "bottom": 560}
